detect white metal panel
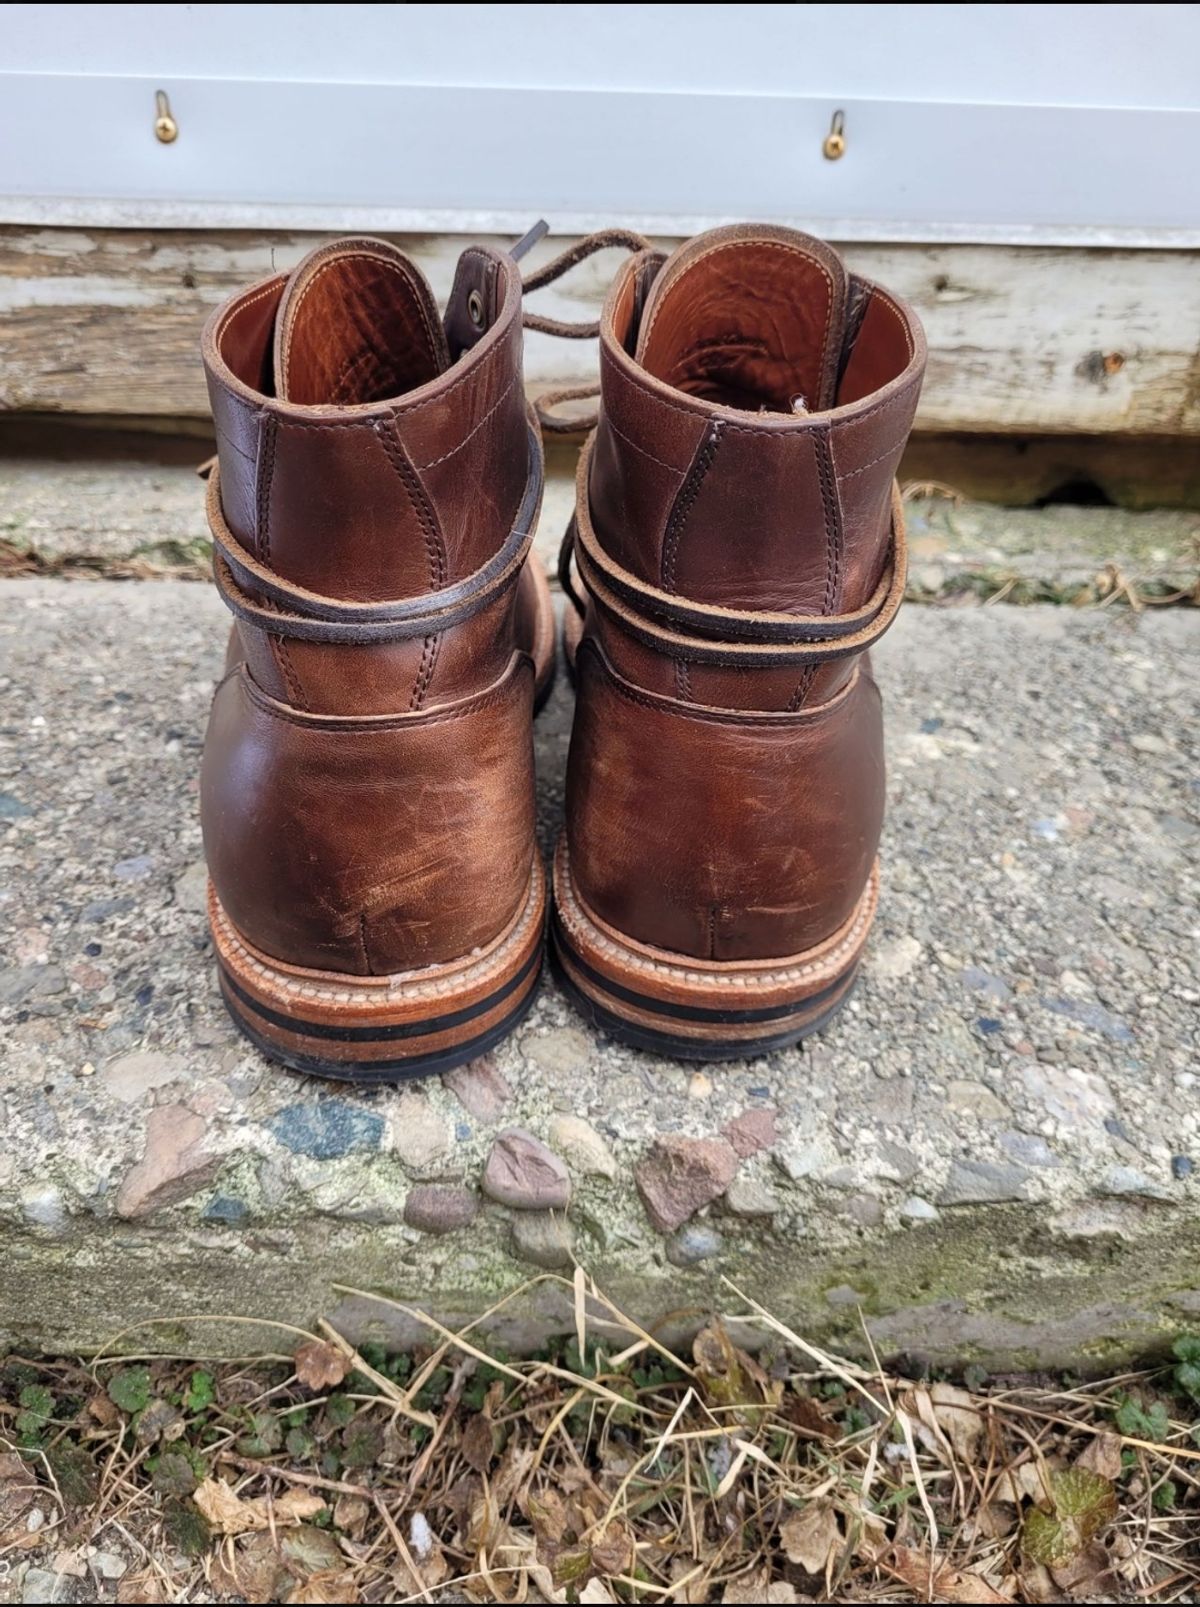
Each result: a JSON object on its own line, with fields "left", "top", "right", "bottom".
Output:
{"left": 1, "top": 4, "right": 1197, "bottom": 242}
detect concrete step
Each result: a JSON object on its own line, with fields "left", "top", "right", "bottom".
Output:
{"left": 1, "top": 578, "right": 1198, "bottom": 1369}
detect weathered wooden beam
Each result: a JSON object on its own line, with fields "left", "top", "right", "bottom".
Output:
{"left": 1, "top": 227, "right": 1197, "bottom": 435}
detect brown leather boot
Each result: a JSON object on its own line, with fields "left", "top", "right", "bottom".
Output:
{"left": 551, "top": 224, "right": 926, "bottom": 1059}
{"left": 200, "top": 234, "right": 554, "bottom": 1080}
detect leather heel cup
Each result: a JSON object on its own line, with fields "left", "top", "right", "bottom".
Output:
{"left": 550, "top": 837, "right": 870, "bottom": 1061}
{"left": 211, "top": 856, "right": 545, "bottom": 1083}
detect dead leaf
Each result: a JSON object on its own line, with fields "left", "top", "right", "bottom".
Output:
{"left": 779, "top": 1499, "right": 840, "bottom": 1575}
{"left": 843, "top": 1492, "right": 888, "bottom": 1561}
{"left": 993, "top": 1460, "right": 1049, "bottom": 1505}
{"left": 332, "top": 1493, "right": 369, "bottom": 1539}
{"left": 0, "top": 1451, "right": 37, "bottom": 1536}
{"left": 526, "top": 1487, "right": 568, "bottom": 1543}
{"left": 193, "top": 1477, "right": 327, "bottom": 1535}
{"left": 461, "top": 1411, "right": 498, "bottom": 1473}
{"left": 286, "top": 1572, "right": 358, "bottom": 1605}
{"left": 294, "top": 1340, "right": 351, "bottom": 1392}
{"left": 590, "top": 1521, "right": 633, "bottom": 1578}
{"left": 931, "top": 1382, "right": 985, "bottom": 1462}
{"left": 1075, "top": 1432, "right": 1122, "bottom": 1483}
{"left": 136, "top": 1398, "right": 185, "bottom": 1446}
{"left": 281, "top": 1523, "right": 344, "bottom": 1577}
{"left": 889, "top": 1546, "right": 1015, "bottom": 1604}
{"left": 580, "top": 1582, "right": 617, "bottom": 1605}
{"left": 209, "top": 1532, "right": 287, "bottom": 1604}
{"left": 1051, "top": 1541, "right": 1116, "bottom": 1600}
{"left": 783, "top": 1392, "right": 839, "bottom": 1440}
{"left": 116, "top": 1571, "right": 166, "bottom": 1605}
{"left": 694, "top": 1323, "right": 782, "bottom": 1418}
{"left": 87, "top": 1394, "right": 121, "bottom": 1428}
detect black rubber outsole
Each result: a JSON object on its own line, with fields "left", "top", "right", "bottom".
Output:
{"left": 218, "top": 960, "right": 542, "bottom": 1084}
{"left": 549, "top": 941, "right": 857, "bottom": 1062}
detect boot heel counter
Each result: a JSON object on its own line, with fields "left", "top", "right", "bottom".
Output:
{"left": 565, "top": 644, "right": 884, "bottom": 962}
{"left": 201, "top": 660, "right": 535, "bottom": 976}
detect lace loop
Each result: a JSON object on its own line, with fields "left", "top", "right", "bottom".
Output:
{"left": 520, "top": 227, "right": 652, "bottom": 433}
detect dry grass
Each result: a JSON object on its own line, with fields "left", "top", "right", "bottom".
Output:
{"left": 2, "top": 1272, "right": 1199, "bottom": 1604}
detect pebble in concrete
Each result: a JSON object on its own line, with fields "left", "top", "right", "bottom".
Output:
{"left": 442, "top": 1056, "right": 511, "bottom": 1123}
{"left": 901, "top": 1197, "right": 941, "bottom": 1222}
{"left": 723, "top": 1106, "right": 779, "bottom": 1159}
{"left": 388, "top": 1093, "right": 450, "bottom": 1175}
{"left": 723, "top": 1176, "right": 779, "bottom": 1218}
{"left": 20, "top": 1185, "right": 66, "bottom": 1233}
{"left": 667, "top": 1224, "right": 724, "bottom": 1266}
{"left": 635, "top": 1136, "right": 737, "bottom": 1233}
{"left": 403, "top": 1185, "right": 479, "bottom": 1235}
{"left": 548, "top": 1114, "right": 618, "bottom": 1180}
{"left": 510, "top": 1212, "right": 574, "bottom": 1269}
{"left": 267, "top": 1100, "right": 384, "bottom": 1161}
{"left": 115, "top": 1105, "right": 217, "bottom": 1218}
{"left": 1100, "top": 1167, "right": 1174, "bottom": 1203}
{"left": 101, "top": 1050, "right": 186, "bottom": 1104}
{"left": 483, "top": 1129, "right": 571, "bottom": 1210}
{"left": 938, "top": 1159, "right": 1032, "bottom": 1206}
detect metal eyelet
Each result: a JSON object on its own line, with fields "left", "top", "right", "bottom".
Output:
{"left": 467, "top": 289, "right": 486, "bottom": 328}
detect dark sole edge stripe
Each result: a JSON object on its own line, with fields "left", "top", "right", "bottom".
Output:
{"left": 551, "top": 909, "right": 850, "bottom": 1025}
{"left": 550, "top": 948, "right": 855, "bottom": 1061}
{"left": 219, "top": 942, "right": 541, "bottom": 1046}
{"left": 221, "top": 975, "right": 540, "bottom": 1082}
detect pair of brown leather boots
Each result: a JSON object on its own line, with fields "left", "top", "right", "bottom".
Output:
{"left": 199, "top": 223, "right": 925, "bottom": 1080}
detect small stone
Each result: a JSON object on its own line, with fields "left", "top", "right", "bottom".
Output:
{"left": 938, "top": 1159, "right": 1031, "bottom": 1206}
{"left": 113, "top": 854, "right": 155, "bottom": 880}
{"left": 389, "top": 1093, "right": 450, "bottom": 1175}
{"left": 667, "top": 1224, "right": 723, "bottom": 1266}
{"left": 844, "top": 1194, "right": 884, "bottom": 1228}
{"left": 1172, "top": 1155, "right": 1194, "bottom": 1180}
{"left": 870, "top": 935, "right": 923, "bottom": 981}
{"left": 877, "top": 1141, "right": 920, "bottom": 1183}
{"left": 510, "top": 1211, "right": 574, "bottom": 1269}
{"left": 1100, "top": 1166, "right": 1174, "bottom": 1203}
{"left": 723, "top": 1106, "right": 779, "bottom": 1159}
{"left": 203, "top": 1195, "right": 248, "bottom": 1224}
{"left": 775, "top": 1134, "right": 836, "bottom": 1183}
{"left": 20, "top": 1185, "right": 66, "bottom": 1232}
{"left": 115, "top": 1105, "right": 218, "bottom": 1218}
{"left": 524, "top": 1026, "right": 590, "bottom": 1079}
{"left": 1021, "top": 1063, "right": 1115, "bottom": 1129}
{"left": 960, "top": 966, "right": 1012, "bottom": 1001}
{"left": 0, "top": 966, "right": 50, "bottom": 1006}
{"left": 403, "top": 1185, "right": 478, "bottom": 1234}
{"left": 548, "top": 1115, "right": 617, "bottom": 1180}
{"left": 267, "top": 1100, "right": 384, "bottom": 1161}
{"left": 688, "top": 1072, "right": 713, "bottom": 1099}
{"left": 635, "top": 1136, "right": 737, "bottom": 1232}
{"left": 0, "top": 793, "right": 33, "bottom": 819}
{"left": 724, "top": 1176, "right": 779, "bottom": 1217}
{"left": 89, "top": 1552, "right": 128, "bottom": 1580}
{"left": 998, "top": 1131, "right": 1060, "bottom": 1168}
{"left": 172, "top": 860, "right": 208, "bottom": 913}
{"left": 1131, "top": 732, "right": 1170, "bottom": 754}
{"left": 483, "top": 1129, "right": 571, "bottom": 1209}
{"left": 900, "top": 1196, "right": 940, "bottom": 1222}
{"left": 947, "top": 1081, "right": 1009, "bottom": 1120}
{"left": 101, "top": 1050, "right": 185, "bottom": 1104}
{"left": 23, "top": 1569, "right": 61, "bottom": 1604}
{"left": 442, "top": 1056, "right": 511, "bottom": 1122}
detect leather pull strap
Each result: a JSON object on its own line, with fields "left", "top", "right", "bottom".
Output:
{"left": 210, "top": 423, "right": 543, "bottom": 645}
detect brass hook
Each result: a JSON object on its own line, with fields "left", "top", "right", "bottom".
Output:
{"left": 823, "top": 109, "right": 846, "bottom": 161}
{"left": 155, "top": 90, "right": 178, "bottom": 145}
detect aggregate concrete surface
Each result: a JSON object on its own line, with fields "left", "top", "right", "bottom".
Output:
{"left": 1, "top": 569, "right": 1198, "bottom": 1370}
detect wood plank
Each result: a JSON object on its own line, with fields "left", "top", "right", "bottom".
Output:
{"left": 1, "top": 226, "right": 1198, "bottom": 435}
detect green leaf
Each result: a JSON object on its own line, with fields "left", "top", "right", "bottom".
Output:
{"left": 1172, "top": 1335, "right": 1200, "bottom": 1366}
{"left": 45, "top": 1444, "right": 99, "bottom": 1509}
{"left": 108, "top": 1365, "right": 152, "bottom": 1415}
{"left": 286, "top": 1426, "right": 315, "bottom": 1459}
{"left": 162, "top": 1497, "right": 211, "bottom": 1558}
{"left": 184, "top": 1371, "right": 215, "bottom": 1412}
{"left": 1021, "top": 1467, "right": 1117, "bottom": 1567}
{"left": 552, "top": 1548, "right": 593, "bottom": 1588}
{"left": 340, "top": 1417, "right": 384, "bottom": 1470}
{"left": 1174, "top": 1362, "right": 1200, "bottom": 1405}
{"left": 324, "top": 1393, "right": 356, "bottom": 1429}
{"left": 18, "top": 1384, "right": 53, "bottom": 1422}
{"left": 151, "top": 1451, "right": 198, "bottom": 1498}
{"left": 1153, "top": 1479, "right": 1177, "bottom": 1512}
{"left": 1114, "top": 1396, "right": 1144, "bottom": 1437}
{"left": 235, "top": 1410, "right": 283, "bottom": 1458}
